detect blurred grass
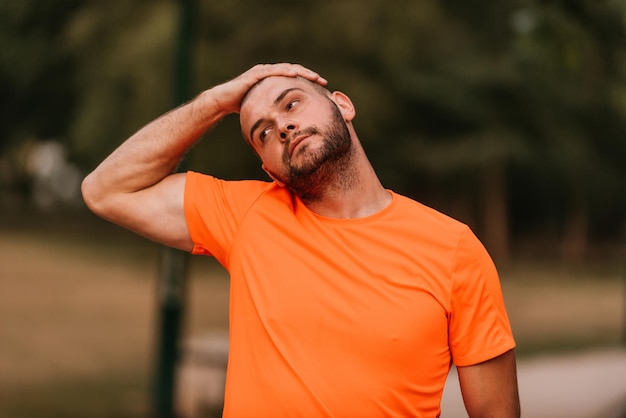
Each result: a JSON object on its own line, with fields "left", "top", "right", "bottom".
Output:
{"left": 0, "top": 209, "right": 229, "bottom": 418}
{"left": 501, "top": 263, "right": 625, "bottom": 356}
{"left": 1, "top": 373, "right": 148, "bottom": 418}
{"left": 0, "top": 208, "right": 624, "bottom": 417}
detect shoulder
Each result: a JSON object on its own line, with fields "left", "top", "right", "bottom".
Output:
{"left": 382, "top": 191, "right": 479, "bottom": 275}
{"left": 185, "top": 171, "right": 279, "bottom": 202}
{"left": 390, "top": 191, "right": 469, "bottom": 238}
{"left": 186, "top": 171, "right": 271, "bottom": 191}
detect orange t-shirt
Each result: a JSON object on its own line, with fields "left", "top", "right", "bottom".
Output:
{"left": 184, "top": 171, "right": 515, "bottom": 418}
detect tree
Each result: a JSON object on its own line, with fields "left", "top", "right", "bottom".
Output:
{"left": 2, "top": 0, "right": 624, "bottom": 260}
{"left": 64, "top": 0, "right": 177, "bottom": 169}
{"left": 0, "top": 0, "right": 81, "bottom": 153}
{"left": 506, "top": 1, "right": 626, "bottom": 261}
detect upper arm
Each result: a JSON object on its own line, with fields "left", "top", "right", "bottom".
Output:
{"left": 456, "top": 348, "right": 521, "bottom": 418}
{"left": 83, "top": 172, "right": 193, "bottom": 252}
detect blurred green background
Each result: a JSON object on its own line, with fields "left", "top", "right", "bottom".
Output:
{"left": 1, "top": 0, "right": 625, "bottom": 417}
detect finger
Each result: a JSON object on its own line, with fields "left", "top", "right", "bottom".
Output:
{"left": 253, "top": 63, "right": 327, "bottom": 86}
{"left": 284, "top": 63, "right": 328, "bottom": 85}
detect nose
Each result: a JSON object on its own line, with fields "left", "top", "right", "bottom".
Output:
{"left": 279, "top": 122, "right": 296, "bottom": 141}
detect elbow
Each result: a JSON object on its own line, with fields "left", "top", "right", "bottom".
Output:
{"left": 81, "top": 172, "right": 107, "bottom": 217}
{"left": 81, "top": 172, "right": 135, "bottom": 226}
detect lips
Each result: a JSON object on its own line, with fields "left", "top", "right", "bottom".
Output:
{"left": 288, "top": 134, "right": 312, "bottom": 157}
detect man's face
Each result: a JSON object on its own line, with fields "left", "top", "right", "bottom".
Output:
{"left": 240, "top": 76, "right": 353, "bottom": 198}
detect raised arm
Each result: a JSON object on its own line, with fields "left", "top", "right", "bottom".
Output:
{"left": 81, "top": 63, "right": 327, "bottom": 251}
{"left": 457, "top": 348, "right": 521, "bottom": 418}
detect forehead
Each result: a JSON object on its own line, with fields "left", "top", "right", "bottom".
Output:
{"left": 241, "top": 76, "right": 317, "bottom": 117}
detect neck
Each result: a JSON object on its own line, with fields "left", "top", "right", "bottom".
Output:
{"left": 299, "top": 143, "right": 391, "bottom": 219}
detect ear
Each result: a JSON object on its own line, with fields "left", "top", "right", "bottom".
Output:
{"left": 330, "top": 91, "right": 356, "bottom": 122}
{"left": 262, "top": 164, "right": 285, "bottom": 187}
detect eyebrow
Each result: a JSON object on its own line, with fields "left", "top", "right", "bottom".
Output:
{"left": 248, "top": 87, "right": 304, "bottom": 141}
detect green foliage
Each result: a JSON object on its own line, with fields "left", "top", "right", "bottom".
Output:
{"left": 0, "top": 0, "right": 81, "bottom": 151}
{"left": 64, "top": 0, "right": 177, "bottom": 168}
{"left": 1, "top": 0, "right": 624, "bottom": 251}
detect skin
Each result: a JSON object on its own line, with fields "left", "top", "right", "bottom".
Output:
{"left": 241, "top": 77, "right": 356, "bottom": 201}
{"left": 458, "top": 349, "right": 521, "bottom": 418}
{"left": 239, "top": 75, "right": 390, "bottom": 215}
{"left": 82, "top": 63, "right": 520, "bottom": 417}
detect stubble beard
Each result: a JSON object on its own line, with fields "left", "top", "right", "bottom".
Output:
{"left": 276, "top": 101, "right": 355, "bottom": 202}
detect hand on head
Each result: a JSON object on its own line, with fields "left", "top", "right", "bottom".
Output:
{"left": 211, "top": 63, "right": 327, "bottom": 115}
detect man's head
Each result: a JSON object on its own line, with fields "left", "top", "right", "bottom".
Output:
{"left": 239, "top": 75, "right": 357, "bottom": 200}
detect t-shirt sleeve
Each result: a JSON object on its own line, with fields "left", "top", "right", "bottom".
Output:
{"left": 184, "top": 171, "right": 269, "bottom": 268}
{"left": 448, "top": 227, "right": 516, "bottom": 366}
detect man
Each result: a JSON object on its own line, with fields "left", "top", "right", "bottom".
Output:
{"left": 82, "top": 63, "right": 520, "bottom": 417}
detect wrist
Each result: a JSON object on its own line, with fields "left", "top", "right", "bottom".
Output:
{"left": 191, "top": 89, "right": 231, "bottom": 125}
{"left": 200, "top": 84, "right": 239, "bottom": 117}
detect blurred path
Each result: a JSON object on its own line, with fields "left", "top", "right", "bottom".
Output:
{"left": 441, "top": 348, "right": 626, "bottom": 418}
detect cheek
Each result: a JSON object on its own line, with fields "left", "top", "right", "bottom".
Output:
{"left": 259, "top": 145, "right": 286, "bottom": 169}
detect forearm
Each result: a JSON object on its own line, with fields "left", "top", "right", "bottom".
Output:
{"left": 82, "top": 89, "right": 223, "bottom": 208}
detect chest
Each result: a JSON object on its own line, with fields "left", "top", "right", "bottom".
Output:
{"left": 229, "top": 207, "right": 454, "bottom": 351}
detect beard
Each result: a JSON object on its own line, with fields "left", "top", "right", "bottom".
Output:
{"left": 271, "top": 100, "right": 354, "bottom": 201}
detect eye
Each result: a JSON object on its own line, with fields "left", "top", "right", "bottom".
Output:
{"left": 259, "top": 127, "right": 271, "bottom": 143}
{"left": 287, "top": 99, "right": 299, "bottom": 110}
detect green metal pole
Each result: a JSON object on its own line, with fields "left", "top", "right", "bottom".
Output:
{"left": 154, "top": 248, "right": 189, "bottom": 418}
{"left": 153, "top": 0, "right": 194, "bottom": 417}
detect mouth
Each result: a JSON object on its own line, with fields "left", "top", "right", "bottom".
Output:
{"left": 288, "top": 134, "right": 312, "bottom": 157}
